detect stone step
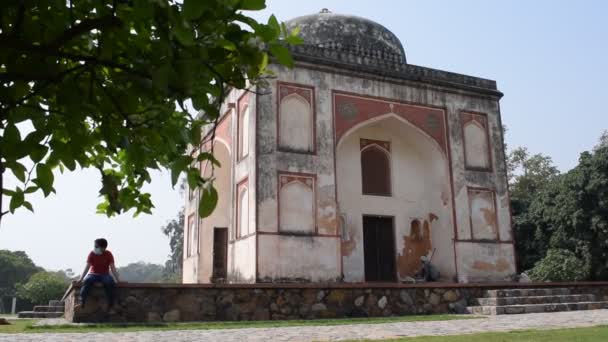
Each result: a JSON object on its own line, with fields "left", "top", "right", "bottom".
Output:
{"left": 467, "top": 301, "right": 608, "bottom": 315}
{"left": 484, "top": 287, "right": 572, "bottom": 298}
{"left": 18, "top": 311, "right": 64, "bottom": 319}
{"left": 33, "top": 305, "right": 65, "bottom": 313}
{"left": 473, "top": 294, "right": 597, "bottom": 306}
{"left": 49, "top": 300, "right": 64, "bottom": 307}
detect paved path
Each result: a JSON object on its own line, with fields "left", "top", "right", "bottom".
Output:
{"left": 3, "top": 310, "right": 608, "bottom": 341}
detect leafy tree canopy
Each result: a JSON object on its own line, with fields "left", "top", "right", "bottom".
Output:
{"left": 16, "top": 271, "right": 69, "bottom": 305}
{"left": 510, "top": 133, "right": 608, "bottom": 280}
{"left": 507, "top": 147, "right": 560, "bottom": 271}
{"left": 0, "top": 0, "right": 300, "bottom": 223}
{"left": 0, "top": 249, "right": 41, "bottom": 298}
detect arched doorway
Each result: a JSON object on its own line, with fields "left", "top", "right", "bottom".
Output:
{"left": 336, "top": 114, "right": 455, "bottom": 282}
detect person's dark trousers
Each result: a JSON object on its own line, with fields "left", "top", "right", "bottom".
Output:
{"left": 80, "top": 274, "right": 115, "bottom": 307}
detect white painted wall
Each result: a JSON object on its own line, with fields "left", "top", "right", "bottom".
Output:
{"left": 337, "top": 115, "right": 455, "bottom": 282}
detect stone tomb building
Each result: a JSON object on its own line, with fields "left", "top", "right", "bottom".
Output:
{"left": 183, "top": 10, "right": 515, "bottom": 284}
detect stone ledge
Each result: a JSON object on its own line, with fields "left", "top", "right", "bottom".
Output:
{"left": 63, "top": 282, "right": 608, "bottom": 323}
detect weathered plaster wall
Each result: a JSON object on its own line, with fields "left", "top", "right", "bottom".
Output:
{"left": 455, "top": 242, "right": 516, "bottom": 282}
{"left": 229, "top": 90, "right": 257, "bottom": 283}
{"left": 337, "top": 117, "right": 454, "bottom": 282}
{"left": 228, "top": 236, "right": 256, "bottom": 283}
{"left": 256, "top": 76, "right": 340, "bottom": 282}
{"left": 263, "top": 61, "right": 514, "bottom": 282}
{"left": 257, "top": 235, "right": 341, "bottom": 282}
{"left": 198, "top": 140, "right": 232, "bottom": 283}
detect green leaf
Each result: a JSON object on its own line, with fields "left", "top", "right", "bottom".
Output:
{"left": 7, "top": 162, "right": 27, "bottom": 182}
{"left": 30, "top": 144, "right": 49, "bottom": 163}
{"left": 240, "top": 0, "right": 266, "bottom": 10}
{"left": 269, "top": 43, "right": 293, "bottom": 67}
{"left": 35, "top": 163, "right": 54, "bottom": 197}
{"left": 4, "top": 123, "right": 21, "bottom": 144}
{"left": 23, "top": 201, "right": 34, "bottom": 212}
{"left": 197, "top": 152, "right": 221, "bottom": 167}
{"left": 173, "top": 22, "right": 194, "bottom": 46}
{"left": 170, "top": 156, "right": 192, "bottom": 187}
{"left": 267, "top": 15, "right": 280, "bottom": 33}
{"left": 9, "top": 189, "right": 24, "bottom": 213}
{"left": 198, "top": 185, "right": 218, "bottom": 218}
{"left": 182, "top": 0, "right": 206, "bottom": 20}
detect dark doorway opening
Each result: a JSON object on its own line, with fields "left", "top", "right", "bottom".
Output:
{"left": 363, "top": 216, "right": 396, "bottom": 282}
{"left": 212, "top": 227, "right": 228, "bottom": 282}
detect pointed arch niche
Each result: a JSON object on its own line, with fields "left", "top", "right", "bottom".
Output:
{"left": 277, "top": 83, "right": 315, "bottom": 153}
{"left": 360, "top": 139, "right": 392, "bottom": 196}
{"left": 461, "top": 112, "right": 492, "bottom": 171}
{"left": 278, "top": 173, "right": 316, "bottom": 234}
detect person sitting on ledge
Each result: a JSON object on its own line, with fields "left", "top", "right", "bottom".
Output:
{"left": 76, "top": 238, "right": 121, "bottom": 310}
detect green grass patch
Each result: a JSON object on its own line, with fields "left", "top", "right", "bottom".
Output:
{"left": 0, "top": 315, "right": 475, "bottom": 334}
{"left": 365, "top": 325, "right": 608, "bottom": 341}
{"left": 0, "top": 320, "right": 35, "bottom": 334}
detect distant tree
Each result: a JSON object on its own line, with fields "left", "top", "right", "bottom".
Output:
{"left": 0, "top": 250, "right": 41, "bottom": 312}
{"left": 161, "top": 211, "right": 184, "bottom": 282}
{"left": 507, "top": 147, "right": 560, "bottom": 271}
{"left": 0, "top": 0, "right": 301, "bottom": 226}
{"left": 16, "top": 271, "right": 69, "bottom": 305}
{"left": 116, "top": 261, "right": 166, "bottom": 283}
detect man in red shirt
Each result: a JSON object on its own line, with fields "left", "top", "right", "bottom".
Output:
{"left": 77, "top": 238, "right": 121, "bottom": 308}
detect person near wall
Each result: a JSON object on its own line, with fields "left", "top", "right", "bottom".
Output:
{"left": 417, "top": 255, "right": 440, "bottom": 282}
{"left": 76, "top": 238, "right": 121, "bottom": 309}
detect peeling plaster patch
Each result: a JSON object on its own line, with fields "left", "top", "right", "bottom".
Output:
{"left": 397, "top": 218, "right": 432, "bottom": 278}
{"left": 472, "top": 258, "right": 511, "bottom": 272}
{"left": 341, "top": 239, "right": 357, "bottom": 257}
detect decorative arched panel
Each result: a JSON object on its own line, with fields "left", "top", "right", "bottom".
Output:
{"left": 238, "top": 106, "right": 249, "bottom": 160}
{"left": 461, "top": 112, "right": 492, "bottom": 170}
{"left": 278, "top": 83, "right": 315, "bottom": 153}
{"left": 236, "top": 180, "right": 249, "bottom": 238}
{"left": 278, "top": 173, "right": 316, "bottom": 234}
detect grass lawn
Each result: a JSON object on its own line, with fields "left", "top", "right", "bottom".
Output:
{"left": 367, "top": 325, "right": 608, "bottom": 341}
{"left": 0, "top": 315, "right": 473, "bottom": 334}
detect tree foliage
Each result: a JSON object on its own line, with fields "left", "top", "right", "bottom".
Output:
{"left": 16, "top": 271, "right": 69, "bottom": 305}
{"left": 116, "top": 261, "right": 166, "bottom": 283}
{"left": 0, "top": 250, "right": 41, "bottom": 298}
{"left": 510, "top": 135, "right": 608, "bottom": 280}
{"left": 0, "top": 0, "right": 301, "bottom": 223}
{"left": 507, "top": 147, "right": 560, "bottom": 271}
{"left": 161, "top": 210, "right": 183, "bottom": 282}
{"left": 528, "top": 249, "right": 589, "bottom": 282}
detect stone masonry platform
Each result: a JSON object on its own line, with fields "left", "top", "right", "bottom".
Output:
{"left": 63, "top": 281, "right": 608, "bottom": 323}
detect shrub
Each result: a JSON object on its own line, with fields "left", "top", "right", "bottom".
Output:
{"left": 528, "top": 249, "right": 590, "bottom": 282}
{"left": 17, "top": 272, "right": 69, "bottom": 305}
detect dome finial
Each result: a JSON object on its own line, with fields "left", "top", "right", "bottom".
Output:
{"left": 319, "top": 8, "right": 331, "bottom": 14}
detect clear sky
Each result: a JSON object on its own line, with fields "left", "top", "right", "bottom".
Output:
{"left": 1, "top": 0, "right": 607, "bottom": 272}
